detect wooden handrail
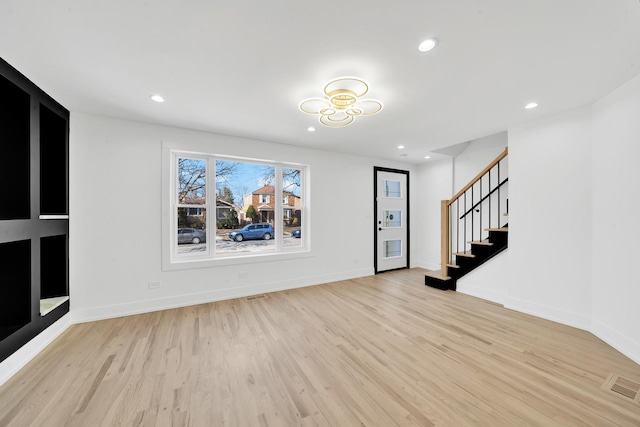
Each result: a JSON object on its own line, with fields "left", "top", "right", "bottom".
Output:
{"left": 447, "top": 147, "right": 508, "bottom": 207}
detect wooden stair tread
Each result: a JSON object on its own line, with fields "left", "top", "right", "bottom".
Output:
{"left": 469, "top": 241, "right": 494, "bottom": 246}
{"left": 485, "top": 227, "right": 508, "bottom": 232}
{"left": 453, "top": 251, "right": 476, "bottom": 258}
{"left": 446, "top": 263, "right": 460, "bottom": 269}
{"left": 424, "top": 270, "right": 451, "bottom": 281}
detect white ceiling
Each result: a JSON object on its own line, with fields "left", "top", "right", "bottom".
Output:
{"left": 2, "top": 1, "right": 640, "bottom": 163}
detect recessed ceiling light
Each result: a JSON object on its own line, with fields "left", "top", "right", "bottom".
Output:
{"left": 307, "top": 126, "right": 316, "bottom": 132}
{"left": 150, "top": 94, "right": 165, "bottom": 103}
{"left": 525, "top": 102, "right": 538, "bottom": 109}
{"left": 424, "top": 156, "right": 431, "bottom": 159}
{"left": 397, "top": 145, "right": 405, "bottom": 149}
{"left": 418, "top": 38, "right": 438, "bottom": 52}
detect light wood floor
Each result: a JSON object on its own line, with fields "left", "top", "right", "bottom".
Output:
{"left": 1, "top": 268, "right": 639, "bottom": 426}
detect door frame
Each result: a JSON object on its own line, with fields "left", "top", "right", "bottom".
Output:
{"left": 374, "top": 166, "right": 410, "bottom": 274}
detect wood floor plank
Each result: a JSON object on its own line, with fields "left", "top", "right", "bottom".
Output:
{"left": 1, "top": 268, "right": 639, "bottom": 426}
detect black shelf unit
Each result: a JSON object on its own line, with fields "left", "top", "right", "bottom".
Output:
{"left": 0, "top": 57, "right": 69, "bottom": 363}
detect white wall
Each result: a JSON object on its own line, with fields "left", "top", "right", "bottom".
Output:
{"left": 506, "top": 108, "right": 593, "bottom": 329}
{"left": 453, "top": 132, "right": 508, "bottom": 191}
{"left": 414, "top": 158, "right": 453, "bottom": 270}
{"left": 591, "top": 74, "right": 640, "bottom": 361}
{"left": 457, "top": 76, "right": 640, "bottom": 365}
{"left": 69, "top": 113, "right": 414, "bottom": 321}
{"left": 457, "top": 112, "right": 594, "bottom": 320}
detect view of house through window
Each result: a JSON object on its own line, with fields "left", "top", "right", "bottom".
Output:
{"left": 283, "top": 167, "right": 303, "bottom": 248}
{"left": 174, "top": 153, "right": 305, "bottom": 260}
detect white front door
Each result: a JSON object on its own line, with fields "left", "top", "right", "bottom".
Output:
{"left": 375, "top": 168, "right": 409, "bottom": 273}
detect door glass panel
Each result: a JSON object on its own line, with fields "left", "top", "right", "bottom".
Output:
{"left": 383, "top": 210, "right": 402, "bottom": 228}
{"left": 383, "top": 240, "right": 402, "bottom": 259}
{"left": 383, "top": 180, "right": 401, "bottom": 198}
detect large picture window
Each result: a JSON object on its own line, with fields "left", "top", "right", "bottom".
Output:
{"left": 169, "top": 151, "right": 307, "bottom": 265}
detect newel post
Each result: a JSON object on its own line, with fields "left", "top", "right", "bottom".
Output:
{"left": 441, "top": 200, "right": 449, "bottom": 277}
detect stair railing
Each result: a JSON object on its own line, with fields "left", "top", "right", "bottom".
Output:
{"left": 441, "top": 147, "right": 508, "bottom": 277}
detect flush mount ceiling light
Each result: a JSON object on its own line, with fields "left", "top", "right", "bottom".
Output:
{"left": 299, "top": 77, "right": 383, "bottom": 128}
{"left": 150, "top": 94, "right": 165, "bottom": 103}
{"left": 525, "top": 102, "right": 539, "bottom": 109}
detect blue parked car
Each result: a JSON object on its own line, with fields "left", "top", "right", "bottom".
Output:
{"left": 229, "top": 223, "right": 275, "bottom": 242}
{"left": 291, "top": 229, "right": 301, "bottom": 238}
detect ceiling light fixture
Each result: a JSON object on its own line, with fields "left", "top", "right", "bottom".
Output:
{"left": 418, "top": 38, "right": 438, "bottom": 52}
{"left": 150, "top": 94, "right": 165, "bottom": 103}
{"left": 299, "top": 77, "right": 383, "bottom": 128}
{"left": 397, "top": 145, "right": 405, "bottom": 149}
{"left": 424, "top": 155, "right": 431, "bottom": 159}
{"left": 307, "top": 126, "right": 316, "bottom": 132}
{"left": 525, "top": 102, "right": 538, "bottom": 109}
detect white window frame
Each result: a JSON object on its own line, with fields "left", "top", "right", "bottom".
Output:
{"left": 162, "top": 146, "right": 310, "bottom": 271}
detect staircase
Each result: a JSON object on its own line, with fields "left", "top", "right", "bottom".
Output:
{"left": 425, "top": 148, "right": 508, "bottom": 291}
{"left": 425, "top": 226, "right": 508, "bottom": 290}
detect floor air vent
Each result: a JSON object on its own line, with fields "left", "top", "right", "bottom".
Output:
{"left": 603, "top": 373, "right": 640, "bottom": 403}
{"left": 246, "top": 294, "right": 267, "bottom": 301}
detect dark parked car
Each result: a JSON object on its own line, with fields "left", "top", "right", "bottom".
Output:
{"left": 229, "top": 223, "right": 274, "bottom": 242}
{"left": 178, "top": 228, "right": 206, "bottom": 244}
{"left": 291, "top": 229, "right": 301, "bottom": 238}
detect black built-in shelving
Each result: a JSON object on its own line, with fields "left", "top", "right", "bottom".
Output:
{"left": 0, "top": 57, "right": 69, "bottom": 363}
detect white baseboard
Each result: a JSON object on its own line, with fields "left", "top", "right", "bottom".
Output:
{"left": 505, "top": 296, "right": 591, "bottom": 331}
{"left": 591, "top": 319, "right": 640, "bottom": 366}
{"left": 413, "top": 261, "right": 440, "bottom": 271}
{"left": 0, "top": 314, "right": 72, "bottom": 387}
{"left": 457, "top": 285, "right": 506, "bottom": 306}
{"left": 72, "top": 267, "right": 374, "bottom": 323}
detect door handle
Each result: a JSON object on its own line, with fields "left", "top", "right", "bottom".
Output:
{"left": 378, "top": 227, "right": 382, "bottom": 231}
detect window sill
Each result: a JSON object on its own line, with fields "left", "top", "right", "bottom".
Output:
{"left": 163, "top": 248, "right": 313, "bottom": 271}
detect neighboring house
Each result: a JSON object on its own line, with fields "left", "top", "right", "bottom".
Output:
{"left": 282, "top": 191, "right": 302, "bottom": 225}
{"left": 183, "top": 197, "right": 205, "bottom": 219}
{"left": 242, "top": 185, "right": 301, "bottom": 224}
{"left": 185, "top": 206, "right": 204, "bottom": 217}
{"left": 180, "top": 198, "right": 241, "bottom": 227}
{"left": 216, "top": 199, "right": 241, "bottom": 223}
